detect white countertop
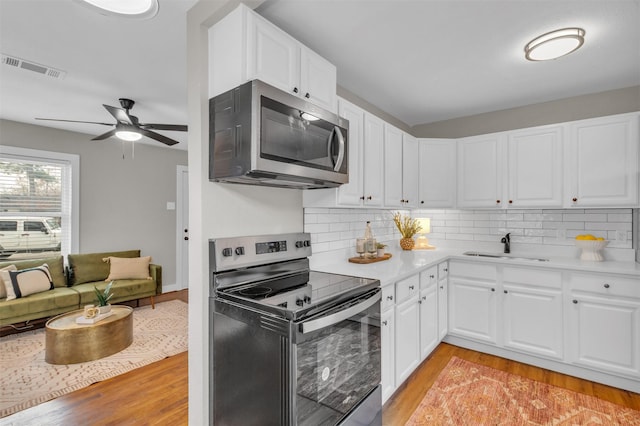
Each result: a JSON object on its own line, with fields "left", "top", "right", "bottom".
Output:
{"left": 310, "top": 246, "right": 640, "bottom": 287}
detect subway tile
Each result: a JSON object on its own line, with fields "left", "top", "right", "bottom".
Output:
{"left": 608, "top": 213, "right": 632, "bottom": 222}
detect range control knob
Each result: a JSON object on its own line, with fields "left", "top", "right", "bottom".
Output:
{"left": 296, "top": 298, "right": 304, "bottom": 307}
{"left": 295, "top": 241, "right": 304, "bottom": 248}
{"left": 304, "top": 296, "right": 312, "bottom": 304}
{"left": 303, "top": 240, "right": 311, "bottom": 247}
{"left": 235, "top": 247, "right": 245, "bottom": 255}
{"left": 222, "top": 248, "right": 232, "bottom": 257}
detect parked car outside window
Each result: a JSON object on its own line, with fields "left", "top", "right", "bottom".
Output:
{"left": 0, "top": 216, "right": 61, "bottom": 259}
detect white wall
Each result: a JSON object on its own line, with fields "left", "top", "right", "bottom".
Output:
{"left": 0, "top": 119, "right": 187, "bottom": 289}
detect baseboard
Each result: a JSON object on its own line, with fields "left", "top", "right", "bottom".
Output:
{"left": 161, "top": 283, "right": 181, "bottom": 293}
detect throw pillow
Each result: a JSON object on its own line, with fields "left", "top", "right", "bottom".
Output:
{"left": 0, "top": 264, "right": 17, "bottom": 298}
{"left": 104, "top": 256, "right": 152, "bottom": 281}
{"left": 1, "top": 264, "right": 54, "bottom": 301}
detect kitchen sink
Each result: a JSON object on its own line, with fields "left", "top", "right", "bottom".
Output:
{"left": 462, "top": 251, "right": 549, "bottom": 262}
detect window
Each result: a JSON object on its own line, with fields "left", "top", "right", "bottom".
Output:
{"left": 0, "top": 146, "right": 79, "bottom": 260}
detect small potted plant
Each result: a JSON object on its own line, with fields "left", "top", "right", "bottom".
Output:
{"left": 94, "top": 281, "right": 114, "bottom": 314}
{"left": 392, "top": 212, "right": 422, "bottom": 250}
{"left": 376, "top": 242, "right": 387, "bottom": 257}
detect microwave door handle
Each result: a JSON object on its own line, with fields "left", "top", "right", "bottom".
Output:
{"left": 333, "top": 126, "right": 345, "bottom": 172}
{"left": 327, "top": 127, "right": 337, "bottom": 168}
{"left": 300, "top": 291, "right": 381, "bottom": 334}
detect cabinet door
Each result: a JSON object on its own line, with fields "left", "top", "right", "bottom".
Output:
{"left": 507, "top": 126, "right": 563, "bottom": 208}
{"left": 420, "top": 286, "right": 439, "bottom": 360}
{"left": 402, "top": 133, "right": 419, "bottom": 208}
{"left": 395, "top": 297, "right": 420, "bottom": 384}
{"left": 384, "top": 124, "right": 404, "bottom": 208}
{"left": 438, "top": 278, "right": 448, "bottom": 340}
{"left": 299, "top": 48, "right": 337, "bottom": 112}
{"left": 336, "top": 98, "right": 365, "bottom": 206}
{"left": 457, "top": 134, "right": 505, "bottom": 208}
{"left": 418, "top": 139, "right": 456, "bottom": 208}
{"left": 566, "top": 113, "right": 639, "bottom": 207}
{"left": 503, "top": 285, "right": 563, "bottom": 359}
{"left": 568, "top": 294, "right": 640, "bottom": 378}
{"left": 381, "top": 308, "right": 395, "bottom": 403}
{"left": 362, "top": 113, "right": 384, "bottom": 206}
{"left": 448, "top": 278, "right": 497, "bottom": 343}
{"left": 247, "top": 16, "right": 300, "bottom": 96}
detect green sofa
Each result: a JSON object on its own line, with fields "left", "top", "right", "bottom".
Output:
{"left": 0, "top": 250, "right": 161, "bottom": 328}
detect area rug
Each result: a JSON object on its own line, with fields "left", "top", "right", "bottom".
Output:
{"left": 405, "top": 356, "right": 640, "bottom": 425}
{"left": 0, "top": 299, "right": 188, "bottom": 418}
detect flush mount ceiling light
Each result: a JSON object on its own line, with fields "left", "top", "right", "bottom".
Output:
{"left": 115, "top": 125, "right": 142, "bottom": 141}
{"left": 524, "top": 27, "right": 585, "bottom": 61}
{"left": 76, "top": 0, "right": 159, "bottom": 19}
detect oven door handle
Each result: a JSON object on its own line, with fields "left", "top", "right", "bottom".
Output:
{"left": 300, "top": 290, "right": 381, "bottom": 334}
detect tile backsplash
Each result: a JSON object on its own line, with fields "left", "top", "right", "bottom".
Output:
{"left": 304, "top": 207, "right": 634, "bottom": 254}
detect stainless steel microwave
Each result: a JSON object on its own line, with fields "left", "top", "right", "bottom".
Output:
{"left": 209, "top": 80, "right": 348, "bottom": 189}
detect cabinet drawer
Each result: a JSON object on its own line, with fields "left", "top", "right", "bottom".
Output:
{"left": 420, "top": 266, "right": 438, "bottom": 289}
{"left": 503, "top": 266, "right": 562, "bottom": 289}
{"left": 438, "top": 262, "right": 449, "bottom": 278}
{"left": 449, "top": 261, "right": 496, "bottom": 281}
{"left": 381, "top": 285, "right": 395, "bottom": 311}
{"left": 569, "top": 273, "right": 640, "bottom": 299}
{"left": 396, "top": 275, "right": 420, "bottom": 304}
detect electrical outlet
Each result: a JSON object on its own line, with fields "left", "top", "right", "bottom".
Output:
{"left": 615, "top": 230, "right": 627, "bottom": 242}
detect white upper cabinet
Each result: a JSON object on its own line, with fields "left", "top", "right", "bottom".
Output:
{"left": 565, "top": 112, "right": 639, "bottom": 208}
{"left": 418, "top": 139, "right": 456, "bottom": 208}
{"left": 302, "top": 98, "right": 384, "bottom": 208}
{"left": 507, "top": 125, "right": 563, "bottom": 208}
{"left": 384, "top": 126, "right": 419, "bottom": 208}
{"left": 209, "top": 4, "right": 337, "bottom": 112}
{"left": 457, "top": 134, "right": 505, "bottom": 208}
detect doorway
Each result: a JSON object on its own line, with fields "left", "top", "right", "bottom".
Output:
{"left": 176, "top": 165, "right": 189, "bottom": 289}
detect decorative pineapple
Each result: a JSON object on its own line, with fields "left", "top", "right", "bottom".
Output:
{"left": 392, "top": 212, "right": 422, "bottom": 251}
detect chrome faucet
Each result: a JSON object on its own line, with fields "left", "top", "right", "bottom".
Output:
{"left": 501, "top": 233, "right": 511, "bottom": 253}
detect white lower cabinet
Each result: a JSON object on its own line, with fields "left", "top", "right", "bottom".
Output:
{"left": 437, "top": 263, "right": 448, "bottom": 341}
{"left": 419, "top": 266, "right": 439, "bottom": 360}
{"left": 380, "top": 306, "right": 395, "bottom": 403}
{"left": 448, "top": 262, "right": 498, "bottom": 344}
{"left": 394, "top": 275, "right": 421, "bottom": 384}
{"left": 568, "top": 272, "right": 640, "bottom": 379}
{"left": 502, "top": 267, "right": 563, "bottom": 360}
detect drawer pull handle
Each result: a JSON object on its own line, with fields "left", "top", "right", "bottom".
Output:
{"left": 382, "top": 320, "right": 388, "bottom": 326}
{"left": 604, "top": 283, "right": 610, "bottom": 288}
{"left": 573, "top": 299, "right": 578, "bottom": 304}
{"left": 387, "top": 295, "right": 393, "bottom": 301}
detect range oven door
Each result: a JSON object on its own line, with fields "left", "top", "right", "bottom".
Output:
{"left": 294, "top": 289, "right": 382, "bottom": 426}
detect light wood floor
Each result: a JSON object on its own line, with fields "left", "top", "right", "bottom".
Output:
{"left": 5, "top": 293, "right": 639, "bottom": 425}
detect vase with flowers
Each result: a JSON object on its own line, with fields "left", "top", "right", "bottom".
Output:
{"left": 392, "top": 212, "right": 422, "bottom": 250}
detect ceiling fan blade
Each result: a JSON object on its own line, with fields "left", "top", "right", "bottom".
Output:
{"left": 138, "top": 128, "right": 179, "bottom": 146}
{"left": 35, "top": 118, "right": 113, "bottom": 126}
{"left": 103, "top": 104, "right": 133, "bottom": 125}
{"left": 91, "top": 129, "right": 117, "bottom": 141}
{"left": 139, "top": 123, "right": 188, "bottom": 132}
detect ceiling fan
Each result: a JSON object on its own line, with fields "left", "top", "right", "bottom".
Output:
{"left": 35, "top": 98, "right": 187, "bottom": 146}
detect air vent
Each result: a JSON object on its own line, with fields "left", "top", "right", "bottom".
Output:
{"left": 1, "top": 54, "right": 66, "bottom": 80}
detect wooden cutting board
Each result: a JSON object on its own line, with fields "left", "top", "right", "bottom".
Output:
{"left": 348, "top": 253, "right": 392, "bottom": 264}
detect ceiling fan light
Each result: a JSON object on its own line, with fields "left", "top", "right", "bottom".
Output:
{"left": 76, "top": 0, "right": 159, "bottom": 19}
{"left": 116, "top": 130, "right": 142, "bottom": 141}
{"left": 525, "top": 28, "right": 585, "bottom": 61}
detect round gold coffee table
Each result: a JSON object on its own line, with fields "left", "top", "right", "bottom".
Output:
{"left": 45, "top": 305, "right": 133, "bottom": 364}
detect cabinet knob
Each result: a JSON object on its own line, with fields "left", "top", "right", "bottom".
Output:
{"left": 496, "top": 200, "right": 501, "bottom": 204}
{"left": 430, "top": 275, "right": 435, "bottom": 279}
{"left": 409, "top": 285, "right": 415, "bottom": 290}
{"left": 293, "top": 87, "right": 299, "bottom": 93}
{"left": 572, "top": 197, "right": 578, "bottom": 202}
{"left": 421, "top": 201, "right": 425, "bottom": 204}
{"left": 382, "top": 320, "right": 388, "bottom": 326}
{"left": 508, "top": 200, "right": 513, "bottom": 204}
{"left": 400, "top": 199, "right": 405, "bottom": 203}
{"left": 604, "top": 283, "right": 610, "bottom": 288}
{"left": 184, "top": 236, "right": 189, "bottom": 241}
{"left": 444, "top": 268, "right": 448, "bottom": 272}
{"left": 504, "top": 290, "right": 508, "bottom": 294}
{"left": 418, "top": 300, "right": 422, "bottom": 304}
{"left": 573, "top": 299, "right": 578, "bottom": 304}
{"left": 359, "top": 196, "right": 365, "bottom": 200}
{"left": 440, "top": 286, "right": 444, "bottom": 289}
{"left": 367, "top": 195, "right": 373, "bottom": 200}
{"left": 491, "top": 288, "right": 495, "bottom": 292}
{"left": 305, "top": 93, "right": 310, "bottom": 99}
{"left": 387, "top": 295, "right": 393, "bottom": 301}
{"left": 406, "top": 199, "right": 409, "bottom": 203}
{"left": 422, "top": 296, "right": 427, "bottom": 300}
